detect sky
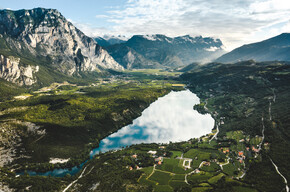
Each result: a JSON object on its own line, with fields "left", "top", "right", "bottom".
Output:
{"left": 1, "top": 0, "right": 290, "bottom": 50}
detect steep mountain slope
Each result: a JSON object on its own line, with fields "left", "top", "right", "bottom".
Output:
{"left": 216, "top": 33, "right": 290, "bottom": 63}
{"left": 105, "top": 34, "right": 225, "bottom": 69}
{"left": 0, "top": 8, "right": 123, "bottom": 85}
{"left": 105, "top": 44, "right": 162, "bottom": 69}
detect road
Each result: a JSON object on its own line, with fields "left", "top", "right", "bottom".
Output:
{"left": 270, "top": 158, "right": 289, "bottom": 192}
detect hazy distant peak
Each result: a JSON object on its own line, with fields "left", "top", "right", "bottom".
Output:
{"left": 216, "top": 33, "right": 290, "bottom": 63}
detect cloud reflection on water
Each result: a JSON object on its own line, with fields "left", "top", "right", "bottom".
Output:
{"left": 91, "top": 90, "right": 214, "bottom": 156}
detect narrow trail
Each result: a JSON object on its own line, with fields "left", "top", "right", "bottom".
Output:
{"left": 270, "top": 158, "right": 289, "bottom": 192}
{"left": 237, "top": 172, "right": 246, "bottom": 179}
{"left": 146, "top": 164, "right": 156, "bottom": 179}
{"left": 209, "top": 124, "right": 219, "bottom": 142}
{"left": 219, "top": 157, "right": 230, "bottom": 170}
{"left": 257, "top": 116, "right": 265, "bottom": 152}
{"left": 269, "top": 101, "right": 272, "bottom": 121}
{"left": 185, "top": 161, "right": 208, "bottom": 184}
{"left": 62, "top": 166, "right": 88, "bottom": 192}
{"left": 185, "top": 170, "right": 195, "bottom": 185}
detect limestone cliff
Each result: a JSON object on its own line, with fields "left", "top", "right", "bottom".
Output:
{"left": 0, "top": 55, "right": 38, "bottom": 86}
{"left": 0, "top": 8, "right": 123, "bottom": 79}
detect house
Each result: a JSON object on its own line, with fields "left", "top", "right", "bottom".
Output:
{"left": 132, "top": 154, "right": 137, "bottom": 159}
{"left": 155, "top": 157, "right": 163, "bottom": 163}
{"left": 129, "top": 167, "right": 133, "bottom": 171}
{"left": 252, "top": 146, "right": 260, "bottom": 153}
{"left": 158, "top": 161, "right": 162, "bottom": 165}
{"left": 159, "top": 146, "right": 165, "bottom": 149}
{"left": 221, "top": 148, "right": 230, "bottom": 154}
{"left": 194, "top": 169, "right": 200, "bottom": 174}
{"left": 238, "top": 151, "right": 244, "bottom": 156}
{"left": 148, "top": 150, "right": 157, "bottom": 155}
{"left": 204, "top": 162, "right": 211, "bottom": 166}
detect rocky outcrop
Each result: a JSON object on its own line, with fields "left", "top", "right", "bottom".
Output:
{"left": 0, "top": 55, "right": 38, "bottom": 86}
{"left": 0, "top": 8, "right": 123, "bottom": 76}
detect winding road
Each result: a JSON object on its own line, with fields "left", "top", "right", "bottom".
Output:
{"left": 270, "top": 158, "right": 289, "bottom": 192}
{"left": 267, "top": 91, "right": 289, "bottom": 192}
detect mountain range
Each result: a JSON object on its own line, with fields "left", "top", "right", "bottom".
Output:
{"left": 96, "top": 34, "right": 226, "bottom": 69}
{"left": 0, "top": 8, "right": 290, "bottom": 86}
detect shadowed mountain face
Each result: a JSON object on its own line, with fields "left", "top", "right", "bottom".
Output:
{"left": 0, "top": 8, "right": 123, "bottom": 85}
{"left": 97, "top": 34, "right": 225, "bottom": 69}
{"left": 216, "top": 33, "right": 290, "bottom": 63}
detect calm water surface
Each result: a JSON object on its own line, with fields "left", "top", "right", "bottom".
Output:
{"left": 90, "top": 90, "right": 214, "bottom": 156}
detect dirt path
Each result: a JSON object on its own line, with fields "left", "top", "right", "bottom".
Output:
{"left": 185, "top": 170, "right": 195, "bottom": 185}
{"left": 146, "top": 164, "right": 156, "bottom": 179}
{"left": 209, "top": 124, "right": 219, "bottom": 142}
{"left": 62, "top": 166, "right": 88, "bottom": 192}
{"left": 257, "top": 116, "right": 265, "bottom": 152}
{"left": 219, "top": 157, "right": 230, "bottom": 170}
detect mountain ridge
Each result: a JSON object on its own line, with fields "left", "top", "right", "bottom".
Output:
{"left": 102, "top": 34, "right": 225, "bottom": 69}
{"left": 216, "top": 33, "right": 290, "bottom": 63}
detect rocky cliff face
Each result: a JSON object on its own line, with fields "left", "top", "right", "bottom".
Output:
{"left": 0, "top": 8, "right": 123, "bottom": 78}
{"left": 0, "top": 55, "right": 38, "bottom": 86}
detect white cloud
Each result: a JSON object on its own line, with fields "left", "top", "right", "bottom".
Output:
{"left": 282, "top": 20, "right": 290, "bottom": 32}
{"left": 68, "top": 0, "right": 290, "bottom": 50}
{"left": 68, "top": 18, "right": 113, "bottom": 37}
{"left": 95, "top": 14, "right": 110, "bottom": 19}
{"left": 205, "top": 46, "right": 219, "bottom": 52}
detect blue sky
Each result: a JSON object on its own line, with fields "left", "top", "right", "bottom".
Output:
{"left": 0, "top": 0, "right": 125, "bottom": 28}
{"left": 1, "top": 0, "right": 290, "bottom": 50}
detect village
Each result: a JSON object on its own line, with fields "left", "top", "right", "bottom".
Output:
{"left": 122, "top": 129, "right": 265, "bottom": 192}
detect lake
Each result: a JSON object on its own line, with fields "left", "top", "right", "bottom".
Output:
{"left": 90, "top": 90, "right": 214, "bottom": 156}
{"left": 25, "top": 90, "right": 215, "bottom": 177}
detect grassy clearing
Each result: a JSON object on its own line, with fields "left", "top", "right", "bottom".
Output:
{"left": 149, "top": 170, "right": 173, "bottom": 185}
{"left": 170, "top": 151, "right": 182, "bottom": 158}
{"left": 223, "top": 163, "right": 239, "bottom": 176}
{"left": 184, "top": 149, "right": 211, "bottom": 161}
{"left": 172, "top": 174, "right": 185, "bottom": 181}
{"left": 139, "top": 175, "right": 157, "bottom": 186}
{"left": 154, "top": 185, "right": 173, "bottom": 192}
{"left": 169, "top": 180, "right": 187, "bottom": 189}
{"left": 140, "top": 166, "right": 154, "bottom": 176}
{"left": 157, "top": 158, "right": 188, "bottom": 174}
{"left": 208, "top": 173, "right": 225, "bottom": 184}
{"left": 191, "top": 187, "right": 213, "bottom": 192}
{"left": 201, "top": 162, "right": 220, "bottom": 172}
{"left": 187, "top": 172, "right": 213, "bottom": 184}
{"left": 232, "top": 186, "right": 258, "bottom": 192}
